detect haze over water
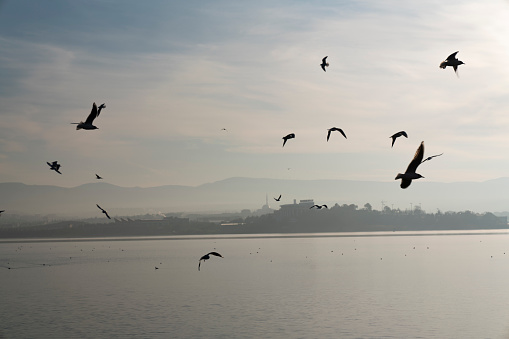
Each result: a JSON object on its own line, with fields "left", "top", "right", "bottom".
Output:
{"left": 2, "top": 231, "right": 509, "bottom": 338}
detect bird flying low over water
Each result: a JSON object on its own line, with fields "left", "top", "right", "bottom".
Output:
{"left": 95, "top": 174, "right": 103, "bottom": 179}
{"left": 282, "top": 133, "right": 295, "bottom": 147}
{"left": 440, "top": 51, "right": 464, "bottom": 75}
{"left": 274, "top": 195, "right": 281, "bottom": 201}
{"left": 390, "top": 131, "right": 407, "bottom": 147}
{"left": 320, "top": 56, "right": 329, "bottom": 72}
{"left": 395, "top": 141, "right": 425, "bottom": 189}
{"left": 198, "top": 251, "right": 223, "bottom": 271}
{"left": 47, "top": 161, "right": 62, "bottom": 174}
{"left": 421, "top": 153, "right": 443, "bottom": 164}
{"left": 327, "top": 127, "right": 347, "bottom": 141}
{"left": 72, "top": 102, "right": 106, "bottom": 130}
{"left": 96, "top": 204, "right": 111, "bottom": 219}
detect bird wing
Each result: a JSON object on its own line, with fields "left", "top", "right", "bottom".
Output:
{"left": 401, "top": 131, "right": 408, "bottom": 138}
{"left": 327, "top": 129, "right": 332, "bottom": 141}
{"left": 198, "top": 261, "right": 201, "bottom": 271}
{"left": 322, "top": 56, "right": 328, "bottom": 63}
{"left": 400, "top": 178, "right": 412, "bottom": 189}
{"left": 321, "top": 64, "right": 326, "bottom": 72}
{"left": 338, "top": 129, "right": 347, "bottom": 139}
{"left": 208, "top": 252, "right": 223, "bottom": 258}
{"left": 282, "top": 138, "right": 287, "bottom": 147}
{"left": 97, "top": 103, "right": 106, "bottom": 117}
{"left": 405, "top": 142, "right": 424, "bottom": 174}
{"left": 391, "top": 136, "right": 396, "bottom": 147}
{"left": 96, "top": 204, "right": 105, "bottom": 212}
{"left": 105, "top": 212, "right": 111, "bottom": 219}
{"left": 446, "top": 51, "right": 459, "bottom": 61}
{"left": 84, "top": 103, "right": 98, "bottom": 124}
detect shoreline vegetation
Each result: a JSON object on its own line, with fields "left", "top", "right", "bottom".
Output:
{"left": 0, "top": 203, "right": 507, "bottom": 239}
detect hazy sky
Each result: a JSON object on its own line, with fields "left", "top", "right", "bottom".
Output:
{"left": 2, "top": 0, "right": 509, "bottom": 188}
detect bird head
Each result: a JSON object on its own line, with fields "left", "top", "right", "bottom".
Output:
{"left": 439, "top": 61, "right": 447, "bottom": 69}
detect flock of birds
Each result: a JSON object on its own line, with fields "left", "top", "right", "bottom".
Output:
{"left": 5, "top": 52, "right": 463, "bottom": 271}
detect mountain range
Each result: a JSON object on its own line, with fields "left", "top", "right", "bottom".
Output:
{"left": 1, "top": 177, "right": 508, "bottom": 218}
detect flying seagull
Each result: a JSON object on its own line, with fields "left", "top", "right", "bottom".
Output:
{"left": 274, "top": 195, "right": 281, "bottom": 201}
{"left": 327, "top": 127, "right": 347, "bottom": 141}
{"left": 96, "top": 204, "right": 111, "bottom": 219}
{"left": 439, "top": 51, "right": 464, "bottom": 75}
{"left": 47, "top": 161, "right": 62, "bottom": 174}
{"left": 320, "top": 56, "right": 329, "bottom": 72}
{"left": 310, "top": 204, "right": 326, "bottom": 209}
{"left": 395, "top": 141, "right": 425, "bottom": 189}
{"left": 0, "top": 210, "right": 4, "bottom": 216}
{"left": 390, "top": 131, "right": 408, "bottom": 147}
{"left": 95, "top": 174, "right": 103, "bottom": 179}
{"left": 282, "top": 133, "right": 295, "bottom": 147}
{"left": 198, "top": 251, "right": 223, "bottom": 271}
{"left": 421, "top": 153, "right": 443, "bottom": 164}
{"left": 72, "top": 102, "right": 106, "bottom": 130}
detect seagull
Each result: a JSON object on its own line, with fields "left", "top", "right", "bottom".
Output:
{"left": 421, "top": 153, "right": 443, "bottom": 164}
{"left": 95, "top": 174, "right": 103, "bottom": 179}
{"left": 390, "top": 131, "right": 408, "bottom": 147}
{"left": 47, "top": 161, "right": 62, "bottom": 174}
{"left": 320, "top": 56, "right": 329, "bottom": 72}
{"left": 282, "top": 133, "right": 295, "bottom": 147}
{"left": 310, "top": 204, "right": 323, "bottom": 209}
{"left": 327, "top": 127, "right": 347, "bottom": 141}
{"left": 395, "top": 141, "right": 425, "bottom": 189}
{"left": 72, "top": 102, "right": 106, "bottom": 130}
{"left": 439, "top": 51, "right": 464, "bottom": 75}
{"left": 274, "top": 195, "right": 281, "bottom": 201}
{"left": 0, "top": 210, "right": 4, "bottom": 215}
{"left": 198, "top": 251, "right": 223, "bottom": 271}
{"left": 96, "top": 204, "right": 111, "bottom": 219}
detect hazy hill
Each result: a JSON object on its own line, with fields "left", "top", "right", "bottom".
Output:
{"left": 1, "top": 177, "right": 509, "bottom": 218}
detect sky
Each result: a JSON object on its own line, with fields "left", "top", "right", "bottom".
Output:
{"left": 2, "top": 0, "right": 509, "bottom": 188}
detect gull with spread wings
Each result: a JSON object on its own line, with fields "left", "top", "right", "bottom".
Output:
{"left": 96, "top": 204, "right": 111, "bottom": 219}
{"left": 395, "top": 141, "right": 425, "bottom": 189}
{"left": 327, "top": 127, "right": 347, "bottom": 142}
{"left": 72, "top": 102, "right": 106, "bottom": 130}
{"left": 198, "top": 252, "right": 223, "bottom": 271}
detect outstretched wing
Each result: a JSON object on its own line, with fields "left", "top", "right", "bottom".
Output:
{"left": 96, "top": 204, "right": 105, "bottom": 212}
{"left": 85, "top": 103, "right": 98, "bottom": 124}
{"left": 322, "top": 56, "right": 328, "bottom": 64}
{"left": 208, "top": 252, "right": 223, "bottom": 258}
{"left": 104, "top": 211, "right": 111, "bottom": 219}
{"left": 338, "top": 129, "right": 347, "bottom": 139}
{"left": 97, "top": 103, "right": 106, "bottom": 117}
{"left": 405, "top": 141, "right": 424, "bottom": 174}
{"left": 446, "top": 51, "right": 459, "bottom": 61}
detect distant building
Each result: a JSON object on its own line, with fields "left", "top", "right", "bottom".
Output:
{"left": 252, "top": 194, "right": 275, "bottom": 216}
{"left": 276, "top": 199, "right": 315, "bottom": 218}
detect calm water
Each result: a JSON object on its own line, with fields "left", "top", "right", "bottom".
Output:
{"left": 2, "top": 231, "right": 509, "bottom": 338}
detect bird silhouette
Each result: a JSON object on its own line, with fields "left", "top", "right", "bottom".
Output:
{"left": 390, "top": 131, "right": 407, "bottom": 147}
{"left": 327, "top": 127, "right": 347, "bottom": 141}
{"left": 198, "top": 251, "right": 223, "bottom": 271}
{"left": 96, "top": 204, "right": 111, "bottom": 219}
{"left": 0, "top": 210, "right": 4, "bottom": 215}
{"left": 95, "top": 174, "right": 103, "bottom": 179}
{"left": 274, "top": 195, "right": 281, "bottom": 201}
{"left": 440, "top": 51, "right": 464, "bottom": 75}
{"left": 310, "top": 204, "right": 326, "bottom": 209}
{"left": 395, "top": 141, "right": 425, "bottom": 189}
{"left": 72, "top": 102, "right": 106, "bottom": 130}
{"left": 282, "top": 133, "right": 295, "bottom": 147}
{"left": 421, "top": 153, "right": 443, "bottom": 164}
{"left": 220, "top": 128, "right": 227, "bottom": 132}
{"left": 47, "top": 161, "right": 62, "bottom": 174}
{"left": 320, "top": 56, "right": 329, "bottom": 72}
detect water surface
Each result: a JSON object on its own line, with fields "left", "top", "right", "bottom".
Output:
{"left": 2, "top": 231, "right": 509, "bottom": 338}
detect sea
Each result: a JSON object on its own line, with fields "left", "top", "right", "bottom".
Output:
{"left": 2, "top": 230, "right": 509, "bottom": 339}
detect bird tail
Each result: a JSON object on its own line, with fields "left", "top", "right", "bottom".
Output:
{"left": 395, "top": 173, "right": 403, "bottom": 180}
